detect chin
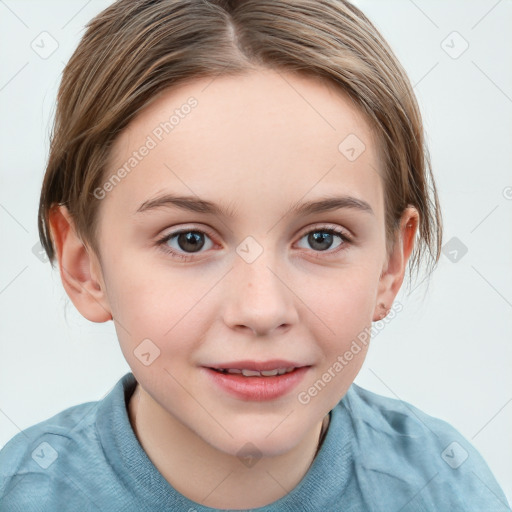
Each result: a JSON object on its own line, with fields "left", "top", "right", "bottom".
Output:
{"left": 203, "top": 422, "right": 305, "bottom": 459}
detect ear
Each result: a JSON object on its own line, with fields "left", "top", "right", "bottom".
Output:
{"left": 49, "top": 205, "right": 112, "bottom": 323}
{"left": 372, "top": 207, "right": 419, "bottom": 322}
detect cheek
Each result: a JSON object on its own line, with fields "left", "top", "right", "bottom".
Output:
{"left": 106, "top": 263, "right": 211, "bottom": 360}
{"left": 302, "top": 266, "right": 377, "bottom": 395}
{"left": 307, "top": 267, "right": 378, "bottom": 337}
{"left": 107, "top": 254, "right": 197, "bottom": 324}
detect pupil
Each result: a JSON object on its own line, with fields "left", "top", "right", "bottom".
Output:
{"left": 309, "top": 231, "right": 332, "bottom": 251}
{"left": 178, "top": 232, "right": 205, "bottom": 252}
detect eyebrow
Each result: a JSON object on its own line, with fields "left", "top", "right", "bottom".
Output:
{"left": 135, "top": 193, "right": 374, "bottom": 217}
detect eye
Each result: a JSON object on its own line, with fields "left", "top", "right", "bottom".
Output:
{"left": 156, "top": 228, "right": 214, "bottom": 261}
{"left": 156, "top": 224, "right": 352, "bottom": 262}
{"left": 295, "top": 225, "right": 351, "bottom": 256}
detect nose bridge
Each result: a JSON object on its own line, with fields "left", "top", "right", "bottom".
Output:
{"left": 223, "top": 242, "right": 298, "bottom": 335}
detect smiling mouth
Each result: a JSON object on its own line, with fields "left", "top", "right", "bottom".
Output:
{"left": 210, "top": 367, "right": 297, "bottom": 377}
{"left": 204, "top": 365, "right": 310, "bottom": 401}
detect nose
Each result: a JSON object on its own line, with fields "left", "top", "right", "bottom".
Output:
{"left": 222, "top": 250, "right": 299, "bottom": 337}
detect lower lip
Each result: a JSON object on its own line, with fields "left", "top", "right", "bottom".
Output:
{"left": 202, "top": 366, "right": 310, "bottom": 401}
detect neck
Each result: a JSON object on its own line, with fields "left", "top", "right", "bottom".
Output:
{"left": 128, "top": 383, "right": 330, "bottom": 509}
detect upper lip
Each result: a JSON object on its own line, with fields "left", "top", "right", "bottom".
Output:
{"left": 206, "top": 360, "right": 309, "bottom": 371}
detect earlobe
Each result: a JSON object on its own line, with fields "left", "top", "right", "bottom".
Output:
{"left": 49, "top": 205, "right": 112, "bottom": 323}
{"left": 372, "top": 207, "right": 419, "bottom": 322}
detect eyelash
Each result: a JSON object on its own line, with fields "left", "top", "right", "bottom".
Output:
{"left": 155, "top": 225, "right": 352, "bottom": 262}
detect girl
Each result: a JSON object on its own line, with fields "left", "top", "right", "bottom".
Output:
{"left": 1, "top": 0, "right": 509, "bottom": 510}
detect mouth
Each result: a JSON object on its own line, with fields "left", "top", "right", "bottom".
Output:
{"left": 202, "top": 361, "right": 311, "bottom": 401}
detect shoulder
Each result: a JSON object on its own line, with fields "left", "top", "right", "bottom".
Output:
{"left": 0, "top": 399, "right": 101, "bottom": 511}
{"left": 337, "top": 383, "right": 511, "bottom": 511}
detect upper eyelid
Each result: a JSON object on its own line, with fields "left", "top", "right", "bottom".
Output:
{"left": 297, "top": 223, "right": 350, "bottom": 237}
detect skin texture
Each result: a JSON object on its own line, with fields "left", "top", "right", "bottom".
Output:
{"left": 49, "top": 68, "right": 418, "bottom": 509}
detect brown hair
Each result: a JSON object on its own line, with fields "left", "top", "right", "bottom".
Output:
{"left": 38, "top": 0, "right": 442, "bottom": 291}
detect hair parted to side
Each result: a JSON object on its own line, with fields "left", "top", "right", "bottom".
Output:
{"left": 38, "top": 0, "right": 443, "bottom": 292}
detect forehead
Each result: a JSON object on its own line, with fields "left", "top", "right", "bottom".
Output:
{"left": 102, "top": 68, "right": 384, "bottom": 222}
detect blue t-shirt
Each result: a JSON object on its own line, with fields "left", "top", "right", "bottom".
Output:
{"left": 0, "top": 372, "right": 510, "bottom": 511}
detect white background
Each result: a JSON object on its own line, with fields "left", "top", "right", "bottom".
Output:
{"left": 1, "top": 0, "right": 511, "bottom": 505}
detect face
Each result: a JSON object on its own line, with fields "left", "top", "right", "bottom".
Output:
{"left": 89, "top": 68, "right": 395, "bottom": 457}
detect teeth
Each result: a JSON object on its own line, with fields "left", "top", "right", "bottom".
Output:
{"left": 260, "top": 369, "right": 279, "bottom": 376}
{"left": 241, "top": 369, "right": 262, "bottom": 377}
{"left": 216, "top": 367, "right": 297, "bottom": 377}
